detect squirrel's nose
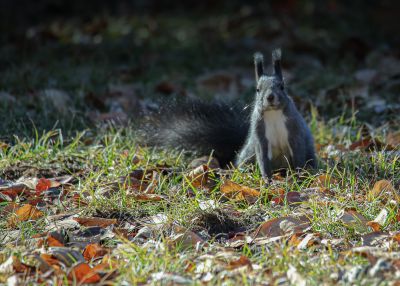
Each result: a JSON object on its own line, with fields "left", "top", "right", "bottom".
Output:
{"left": 267, "top": 94, "right": 275, "bottom": 103}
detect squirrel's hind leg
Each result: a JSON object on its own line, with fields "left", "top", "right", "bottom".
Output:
{"left": 235, "top": 138, "right": 255, "bottom": 167}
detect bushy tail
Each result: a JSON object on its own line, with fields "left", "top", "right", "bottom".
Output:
{"left": 138, "top": 100, "right": 250, "bottom": 166}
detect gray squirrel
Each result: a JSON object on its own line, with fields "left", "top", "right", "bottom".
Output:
{"left": 141, "top": 49, "right": 316, "bottom": 178}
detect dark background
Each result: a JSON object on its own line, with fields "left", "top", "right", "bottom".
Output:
{"left": 0, "top": 0, "right": 399, "bottom": 137}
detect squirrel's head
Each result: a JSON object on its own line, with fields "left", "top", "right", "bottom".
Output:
{"left": 254, "top": 49, "right": 289, "bottom": 111}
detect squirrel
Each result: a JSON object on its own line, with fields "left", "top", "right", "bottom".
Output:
{"left": 140, "top": 49, "right": 316, "bottom": 178}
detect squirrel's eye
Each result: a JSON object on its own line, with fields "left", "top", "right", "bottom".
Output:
{"left": 280, "top": 84, "right": 284, "bottom": 90}
{"left": 256, "top": 88, "right": 260, "bottom": 93}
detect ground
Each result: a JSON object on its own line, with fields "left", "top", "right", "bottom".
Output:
{"left": 0, "top": 3, "right": 399, "bottom": 285}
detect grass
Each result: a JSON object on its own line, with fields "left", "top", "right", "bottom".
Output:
{"left": 0, "top": 117, "right": 398, "bottom": 284}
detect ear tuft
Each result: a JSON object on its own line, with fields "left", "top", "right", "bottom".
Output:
{"left": 254, "top": 52, "right": 264, "bottom": 64}
{"left": 253, "top": 52, "right": 264, "bottom": 83}
{"left": 272, "top": 48, "right": 283, "bottom": 80}
{"left": 272, "top": 49, "right": 282, "bottom": 62}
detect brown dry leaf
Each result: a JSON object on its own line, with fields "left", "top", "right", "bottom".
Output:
{"left": 392, "top": 233, "right": 400, "bottom": 244}
{"left": 0, "top": 202, "right": 19, "bottom": 217}
{"left": 68, "top": 263, "right": 101, "bottom": 284}
{"left": 253, "top": 216, "right": 310, "bottom": 239}
{"left": 129, "top": 193, "right": 164, "bottom": 202}
{"left": 10, "top": 256, "right": 32, "bottom": 273}
{"left": 184, "top": 260, "right": 196, "bottom": 273}
{"left": 40, "top": 253, "right": 61, "bottom": 267}
{"left": 187, "top": 164, "right": 209, "bottom": 188}
{"left": 188, "top": 156, "right": 220, "bottom": 169}
{"left": 288, "top": 233, "right": 304, "bottom": 247}
{"left": 74, "top": 217, "right": 117, "bottom": 228}
{"left": 361, "top": 232, "right": 390, "bottom": 247}
{"left": 100, "top": 254, "right": 119, "bottom": 268}
{"left": 367, "top": 208, "right": 389, "bottom": 232}
{"left": 169, "top": 226, "right": 207, "bottom": 249}
{"left": 386, "top": 131, "right": 400, "bottom": 148}
{"left": 297, "top": 233, "right": 319, "bottom": 250}
{"left": 35, "top": 178, "right": 53, "bottom": 194}
{"left": 38, "top": 253, "right": 63, "bottom": 275}
{"left": 0, "top": 141, "right": 10, "bottom": 150}
{"left": 8, "top": 204, "right": 44, "bottom": 227}
{"left": 288, "top": 232, "right": 316, "bottom": 249}
{"left": 0, "top": 184, "right": 28, "bottom": 200}
{"left": 220, "top": 180, "right": 260, "bottom": 204}
{"left": 122, "top": 170, "right": 159, "bottom": 194}
{"left": 366, "top": 222, "right": 381, "bottom": 232}
{"left": 312, "top": 174, "right": 337, "bottom": 188}
{"left": 155, "top": 81, "right": 185, "bottom": 96}
{"left": 92, "top": 262, "right": 117, "bottom": 274}
{"left": 272, "top": 191, "right": 307, "bottom": 206}
{"left": 226, "top": 255, "right": 252, "bottom": 270}
{"left": 340, "top": 209, "right": 369, "bottom": 233}
{"left": 46, "top": 235, "right": 64, "bottom": 247}
{"left": 349, "top": 137, "right": 384, "bottom": 151}
{"left": 367, "top": 180, "right": 398, "bottom": 201}
{"left": 83, "top": 244, "right": 108, "bottom": 261}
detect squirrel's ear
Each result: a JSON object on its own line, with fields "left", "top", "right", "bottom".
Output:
{"left": 254, "top": 52, "right": 264, "bottom": 83}
{"left": 272, "top": 48, "right": 283, "bottom": 81}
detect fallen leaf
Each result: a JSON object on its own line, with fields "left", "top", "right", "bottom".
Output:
{"left": 0, "top": 202, "right": 19, "bottom": 217}
{"left": 35, "top": 178, "right": 52, "bottom": 194}
{"left": 0, "top": 192, "right": 12, "bottom": 202}
{"left": 8, "top": 204, "right": 44, "bottom": 227}
{"left": 226, "top": 255, "right": 252, "bottom": 270}
{"left": 253, "top": 216, "right": 310, "bottom": 239}
{"left": 297, "top": 233, "right": 319, "bottom": 250}
{"left": 0, "top": 184, "right": 28, "bottom": 200}
{"left": 187, "top": 164, "right": 209, "bottom": 188}
{"left": 339, "top": 209, "right": 369, "bottom": 233}
{"left": 312, "top": 174, "right": 337, "bottom": 188}
{"left": 188, "top": 156, "right": 220, "bottom": 169}
{"left": 121, "top": 170, "right": 159, "bottom": 194}
{"left": 367, "top": 180, "right": 398, "bottom": 201}
{"left": 39, "top": 253, "right": 62, "bottom": 272}
{"left": 392, "top": 233, "right": 400, "bottom": 244}
{"left": 366, "top": 222, "right": 381, "bottom": 232}
{"left": 12, "top": 256, "right": 32, "bottom": 273}
{"left": 46, "top": 235, "right": 64, "bottom": 247}
{"left": 129, "top": 193, "right": 164, "bottom": 202}
{"left": 184, "top": 260, "right": 196, "bottom": 272}
{"left": 155, "top": 81, "right": 185, "bottom": 96}
{"left": 367, "top": 208, "right": 389, "bottom": 231}
{"left": 169, "top": 226, "right": 207, "bottom": 249}
{"left": 49, "top": 248, "right": 86, "bottom": 267}
{"left": 83, "top": 244, "right": 108, "bottom": 261}
{"left": 349, "top": 137, "right": 384, "bottom": 151}
{"left": 386, "top": 131, "right": 400, "bottom": 148}
{"left": 40, "top": 253, "right": 59, "bottom": 265}
{"left": 288, "top": 233, "right": 303, "bottom": 247}
{"left": 272, "top": 191, "right": 307, "bottom": 206}
{"left": 68, "top": 263, "right": 101, "bottom": 284}
{"left": 220, "top": 180, "right": 260, "bottom": 203}
{"left": 74, "top": 217, "right": 117, "bottom": 228}
{"left": 361, "top": 232, "right": 389, "bottom": 246}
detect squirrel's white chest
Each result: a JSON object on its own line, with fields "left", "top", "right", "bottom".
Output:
{"left": 263, "top": 110, "right": 293, "bottom": 161}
